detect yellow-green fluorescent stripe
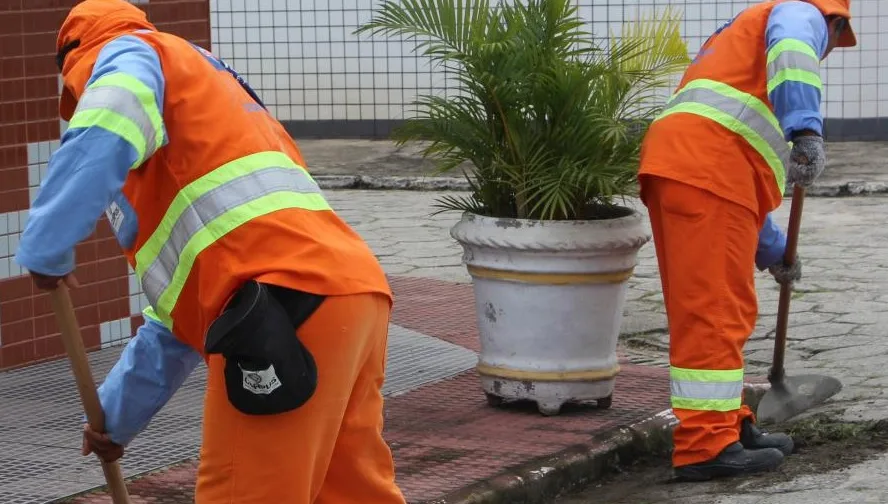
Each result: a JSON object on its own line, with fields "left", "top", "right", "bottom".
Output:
{"left": 89, "top": 73, "right": 165, "bottom": 154}
{"left": 767, "top": 69, "right": 823, "bottom": 94}
{"left": 766, "top": 38, "right": 818, "bottom": 64}
{"left": 67, "top": 108, "right": 147, "bottom": 169}
{"left": 152, "top": 192, "right": 331, "bottom": 327}
{"left": 657, "top": 102, "right": 786, "bottom": 194}
{"left": 142, "top": 306, "right": 161, "bottom": 322}
{"left": 673, "top": 79, "right": 783, "bottom": 134}
{"left": 671, "top": 397, "right": 743, "bottom": 412}
{"left": 134, "top": 151, "right": 310, "bottom": 274}
{"left": 670, "top": 366, "right": 743, "bottom": 412}
{"left": 670, "top": 366, "right": 744, "bottom": 382}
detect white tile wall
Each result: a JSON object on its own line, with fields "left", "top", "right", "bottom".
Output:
{"left": 0, "top": 210, "right": 29, "bottom": 281}
{"left": 0, "top": 138, "right": 66, "bottom": 280}
{"left": 127, "top": 264, "right": 150, "bottom": 318}
{"left": 0, "top": 140, "right": 62, "bottom": 282}
{"left": 100, "top": 317, "right": 133, "bottom": 349}
{"left": 27, "top": 140, "right": 60, "bottom": 205}
{"left": 209, "top": 0, "right": 887, "bottom": 121}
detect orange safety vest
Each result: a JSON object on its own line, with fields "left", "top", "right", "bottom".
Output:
{"left": 639, "top": 0, "right": 818, "bottom": 220}
{"left": 57, "top": 0, "right": 391, "bottom": 353}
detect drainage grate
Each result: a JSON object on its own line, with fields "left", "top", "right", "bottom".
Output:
{"left": 382, "top": 325, "right": 478, "bottom": 397}
{"left": 0, "top": 323, "right": 477, "bottom": 503}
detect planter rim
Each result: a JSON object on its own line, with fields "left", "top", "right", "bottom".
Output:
{"left": 450, "top": 208, "right": 651, "bottom": 253}
{"left": 457, "top": 207, "right": 643, "bottom": 227}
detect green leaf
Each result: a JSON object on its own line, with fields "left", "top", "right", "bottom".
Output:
{"left": 356, "top": 0, "right": 691, "bottom": 220}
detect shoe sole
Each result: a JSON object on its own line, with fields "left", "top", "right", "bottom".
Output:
{"left": 674, "top": 457, "right": 784, "bottom": 482}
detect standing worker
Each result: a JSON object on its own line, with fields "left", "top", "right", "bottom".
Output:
{"left": 637, "top": 0, "right": 856, "bottom": 481}
{"left": 15, "top": 0, "right": 407, "bottom": 502}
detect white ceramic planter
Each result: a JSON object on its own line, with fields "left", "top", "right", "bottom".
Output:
{"left": 450, "top": 210, "right": 650, "bottom": 415}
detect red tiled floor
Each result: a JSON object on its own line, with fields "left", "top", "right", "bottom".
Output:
{"left": 65, "top": 275, "right": 670, "bottom": 503}
{"left": 389, "top": 276, "right": 480, "bottom": 351}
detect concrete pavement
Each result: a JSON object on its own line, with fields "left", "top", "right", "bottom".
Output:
{"left": 6, "top": 182, "right": 888, "bottom": 501}
{"left": 557, "top": 418, "right": 888, "bottom": 503}
{"left": 3, "top": 189, "right": 676, "bottom": 504}
{"left": 61, "top": 188, "right": 888, "bottom": 502}
{"left": 161, "top": 186, "right": 888, "bottom": 420}
{"left": 337, "top": 189, "right": 888, "bottom": 503}
{"left": 559, "top": 450, "right": 888, "bottom": 503}
{"left": 297, "top": 139, "right": 888, "bottom": 196}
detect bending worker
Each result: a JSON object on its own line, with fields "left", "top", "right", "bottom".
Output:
{"left": 637, "top": 0, "right": 856, "bottom": 481}
{"left": 14, "top": 0, "right": 406, "bottom": 502}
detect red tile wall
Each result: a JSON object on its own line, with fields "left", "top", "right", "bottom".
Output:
{"left": 0, "top": 0, "right": 211, "bottom": 370}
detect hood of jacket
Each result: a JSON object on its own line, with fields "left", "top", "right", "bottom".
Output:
{"left": 804, "top": 0, "right": 856, "bottom": 48}
{"left": 57, "top": 0, "right": 157, "bottom": 121}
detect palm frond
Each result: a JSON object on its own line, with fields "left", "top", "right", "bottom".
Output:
{"left": 356, "top": 0, "right": 691, "bottom": 221}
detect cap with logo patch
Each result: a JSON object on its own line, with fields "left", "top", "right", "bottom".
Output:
{"left": 205, "top": 280, "right": 321, "bottom": 416}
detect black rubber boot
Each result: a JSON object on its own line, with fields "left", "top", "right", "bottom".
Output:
{"left": 740, "top": 419, "right": 794, "bottom": 456}
{"left": 673, "top": 442, "right": 784, "bottom": 482}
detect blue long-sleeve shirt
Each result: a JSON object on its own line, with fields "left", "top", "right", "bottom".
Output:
{"left": 765, "top": 0, "right": 829, "bottom": 140}
{"left": 755, "top": 1, "right": 829, "bottom": 270}
{"left": 99, "top": 311, "right": 202, "bottom": 446}
{"left": 16, "top": 34, "right": 167, "bottom": 273}
{"left": 15, "top": 35, "right": 202, "bottom": 446}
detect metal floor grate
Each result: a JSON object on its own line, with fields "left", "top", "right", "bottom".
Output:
{"left": 383, "top": 325, "right": 478, "bottom": 397}
{"left": 0, "top": 324, "right": 478, "bottom": 504}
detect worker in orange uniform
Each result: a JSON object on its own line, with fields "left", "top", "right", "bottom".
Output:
{"left": 637, "top": 0, "right": 856, "bottom": 481}
{"left": 14, "top": 1, "right": 407, "bottom": 502}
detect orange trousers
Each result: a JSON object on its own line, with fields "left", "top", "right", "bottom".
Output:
{"left": 195, "top": 292, "right": 406, "bottom": 504}
{"left": 640, "top": 175, "right": 757, "bottom": 468}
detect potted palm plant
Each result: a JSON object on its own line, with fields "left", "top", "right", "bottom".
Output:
{"left": 357, "top": 0, "right": 690, "bottom": 415}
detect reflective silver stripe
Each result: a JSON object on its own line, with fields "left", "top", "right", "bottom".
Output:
{"left": 140, "top": 167, "right": 324, "bottom": 306}
{"left": 671, "top": 380, "right": 743, "bottom": 401}
{"left": 665, "top": 87, "right": 790, "bottom": 168}
{"left": 76, "top": 85, "right": 158, "bottom": 158}
{"left": 767, "top": 51, "right": 820, "bottom": 81}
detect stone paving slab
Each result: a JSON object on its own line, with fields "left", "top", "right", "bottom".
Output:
{"left": 0, "top": 318, "right": 478, "bottom": 504}
{"left": 7, "top": 188, "right": 888, "bottom": 502}
{"left": 299, "top": 139, "right": 888, "bottom": 197}
{"left": 322, "top": 189, "right": 888, "bottom": 414}
{"left": 334, "top": 189, "right": 888, "bottom": 424}
{"left": 61, "top": 276, "right": 671, "bottom": 504}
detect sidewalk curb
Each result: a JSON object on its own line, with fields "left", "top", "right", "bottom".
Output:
{"left": 798, "top": 181, "right": 888, "bottom": 197}
{"left": 316, "top": 175, "right": 470, "bottom": 191}
{"left": 427, "top": 383, "right": 770, "bottom": 504}
{"left": 315, "top": 175, "right": 888, "bottom": 198}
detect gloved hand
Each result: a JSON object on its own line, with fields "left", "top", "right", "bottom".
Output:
{"left": 768, "top": 254, "right": 802, "bottom": 286}
{"left": 786, "top": 134, "right": 826, "bottom": 187}
{"left": 29, "top": 271, "right": 79, "bottom": 291}
{"left": 82, "top": 423, "right": 124, "bottom": 463}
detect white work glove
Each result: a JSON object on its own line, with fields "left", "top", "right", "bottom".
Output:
{"left": 786, "top": 135, "right": 826, "bottom": 187}
{"left": 768, "top": 254, "right": 802, "bottom": 286}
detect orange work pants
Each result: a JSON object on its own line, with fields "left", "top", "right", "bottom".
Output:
{"left": 640, "top": 175, "right": 757, "bottom": 468}
{"left": 195, "top": 292, "right": 406, "bottom": 504}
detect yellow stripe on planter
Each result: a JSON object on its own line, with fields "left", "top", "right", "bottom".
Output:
{"left": 466, "top": 265, "right": 635, "bottom": 285}
{"left": 476, "top": 362, "right": 622, "bottom": 382}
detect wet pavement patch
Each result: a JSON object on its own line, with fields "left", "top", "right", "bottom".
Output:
{"left": 554, "top": 415, "right": 888, "bottom": 503}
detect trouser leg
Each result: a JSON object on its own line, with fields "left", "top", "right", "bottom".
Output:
{"left": 640, "top": 175, "right": 758, "bottom": 467}
{"left": 195, "top": 293, "right": 402, "bottom": 503}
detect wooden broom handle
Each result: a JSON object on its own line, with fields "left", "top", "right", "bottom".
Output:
{"left": 50, "top": 285, "right": 131, "bottom": 503}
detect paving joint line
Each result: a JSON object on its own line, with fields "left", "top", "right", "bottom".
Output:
{"left": 430, "top": 384, "right": 770, "bottom": 504}
{"left": 314, "top": 175, "right": 888, "bottom": 197}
